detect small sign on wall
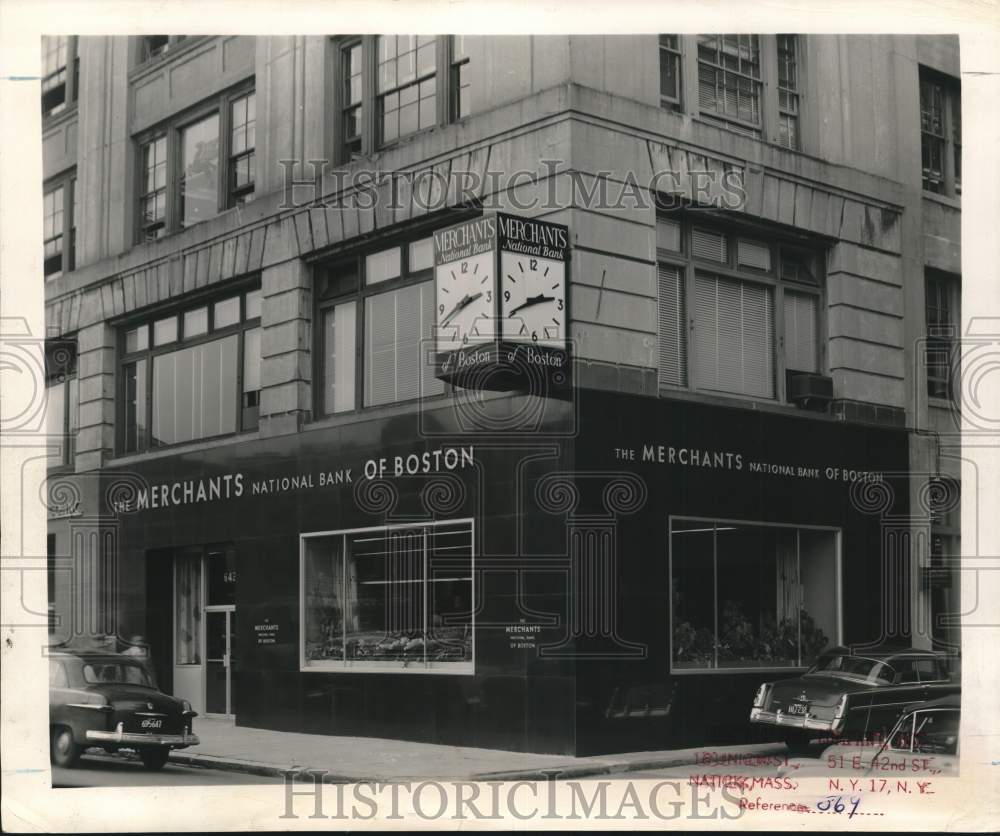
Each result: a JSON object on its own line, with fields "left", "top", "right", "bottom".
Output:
{"left": 254, "top": 619, "right": 279, "bottom": 646}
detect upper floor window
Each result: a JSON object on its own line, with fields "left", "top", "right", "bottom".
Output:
{"left": 334, "top": 35, "right": 468, "bottom": 163}
{"left": 46, "top": 339, "right": 78, "bottom": 469}
{"left": 660, "top": 34, "right": 804, "bottom": 150}
{"left": 776, "top": 34, "right": 801, "bottom": 149}
{"left": 135, "top": 84, "right": 256, "bottom": 243}
{"left": 925, "top": 270, "right": 960, "bottom": 401}
{"left": 139, "top": 35, "right": 188, "bottom": 64}
{"left": 43, "top": 171, "right": 76, "bottom": 279}
{"left": 697, "top": 35, "right": 762, "bottom": 134}
{"left": 41, "top": 36, "right": 78, "bottom": 118}
{"left": 920, "top": 68, "right": 961, "bottom": 196}
{"left": 658, "top": 35, "right": 682, "bottom": 111}
{"left": 656, "top": 216, "right": 824, "bottom": 401}
{"left": 119, "top": 285, "right": 261, "bottom": 453}
{"left": 315, "top": 231, "right": 444, "bottom": 417}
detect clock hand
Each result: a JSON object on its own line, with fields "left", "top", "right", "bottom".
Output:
{"left": 507, "top": 294, "right": 555, "bottom": 317}
{"left": 441, "top": 291, "right": 483, "bottom": 327}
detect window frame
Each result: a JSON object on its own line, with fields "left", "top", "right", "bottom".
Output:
{"left": 133, "top": 80, "right": 256, "bottom": 244}
{"left": 43, "top": 170, "right": 77, "bottom": 279}
{"left": 919, "top": 66, "right": 961, "bottom": 197}
{"left": 116, "top": 282, "right": 262, "bottom": 455}
{"left": 41, "top": 35, "right": 79, "bottom": 120}
{"left": 668, "top": 515, "right": 843, "bottom": 675}
{"left": 299, "top": 518, "right": 476, "bottom": 675}
{"left": 662, "top": 34, "right": 807, "bottom": 150}
{"left": 45, "top": 338, "right": 78, "bottom": 470}
{"left": 312, "top": 227, "right": 448, "bottom": 419}
{"left": 924, "top": 269, "right": 961, "bottom": 404}
{"left": 655, "top": 214, "right": 827, "bottom": 403}
{"left": 332, "top": 35, "right": 463, "bottom": 164}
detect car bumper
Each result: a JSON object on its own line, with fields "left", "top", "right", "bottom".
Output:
{"left": 750, "top": 707, "right": 845, "bottom": 734}
{"left": 86, "top": 727, "right": 199, "bottom": 748}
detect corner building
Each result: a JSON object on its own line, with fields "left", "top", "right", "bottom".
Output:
{"left": 43, "top": 35, "right": 962, "bottom": 754}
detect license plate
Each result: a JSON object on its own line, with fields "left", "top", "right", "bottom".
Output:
{"left": 788, "top": 702, "right": 808, "bottom": 716}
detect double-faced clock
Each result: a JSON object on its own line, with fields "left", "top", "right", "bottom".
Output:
{"left": 434, "top": 249, "right": 496, "bottom": 349}
{"left": 499, "top": 251, "right": 566, "bottom": 348}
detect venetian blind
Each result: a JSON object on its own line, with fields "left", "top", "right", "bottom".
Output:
{"left": 657, "top": 263, "right": 687, "bottom": 387}
{"left": 365, "top": 281, "right": 444, "bottom": 406}
{"left": 694, "top": 273, "right": 774, "bottom": 398}
{"left": 783, "top": 290, "right": 818, "bottom": 373}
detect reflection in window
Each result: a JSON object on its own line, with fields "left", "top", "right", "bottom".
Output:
{"left": 672, "top": 520, "right": 838, "bottom": 670}
{"left": 303, "top": 521, "right": 474, "bottom": 670}
{"left": 175, "top": 553, "right": 202, "bottom": 664}
{"left": 181, "top": 113, "right": 220, "bottom": 227}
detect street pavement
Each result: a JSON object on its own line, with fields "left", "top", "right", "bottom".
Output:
{"left": 52, "top": 752, "right": 282, "bottom": 787}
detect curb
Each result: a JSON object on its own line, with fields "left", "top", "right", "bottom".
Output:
{"left": 166, "top": 743, "right": 788, "bottom": 784}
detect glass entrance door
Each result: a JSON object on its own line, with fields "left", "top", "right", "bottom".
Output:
{"left": 205, "top": 607, "right": 235, "bottom": 716}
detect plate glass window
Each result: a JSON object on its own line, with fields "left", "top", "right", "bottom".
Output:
{"left": 303, "top": 520, "right": 474, "bottom": 671}
{"left": 671, "top": 519, "right": 838, "bottom": 670}
{"left": 140, "top": 136, "right": 168, "bottom": 241}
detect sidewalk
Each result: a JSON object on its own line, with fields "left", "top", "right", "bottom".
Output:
{"left": 167, "top": 717, "right": 787, "bottom": 783}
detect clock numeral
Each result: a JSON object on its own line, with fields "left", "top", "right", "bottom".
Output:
{"left": 504, "top": 290, "right": 511, "bottom": 302}
{"left": 462, "top": 334, "right": 469, "bottom": 345}
{"left": 461, "top": 261, "right": 469, "bottom": 274}
{"left": 530, "top": 258, "right": 538, "bottom": 271}
{"left": 532, "top": 331, "right": 539, "bottom": 342}
{"left": 557, "top": 299, "right": 563, "bottom": 311}
{"left": 439, "top": 303, "right": 445, "bottom": 315}
{"left": 486, "top": 290, "right": 492, "bottom": 302}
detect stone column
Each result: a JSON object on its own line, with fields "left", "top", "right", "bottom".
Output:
{"left": 75, "top": 322, "right": 115, "bottom": 472}
{"left": 259, "top": 257, "right": 312, "bottom": 437}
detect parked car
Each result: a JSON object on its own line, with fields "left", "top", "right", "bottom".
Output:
{"left": 49, "top": 650, "right": 199, "bottom": 770}
{"left": 777, "top": 695, "right": 959, "bottom": 778}
{"left": 749, "top": 646, "right": 958, "bottom": 752}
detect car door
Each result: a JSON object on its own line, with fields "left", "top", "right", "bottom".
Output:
{"left": 866, "top": 657, "right": 923, "bottom": 738}
{"left": 917, "top": 658, "right": 959, "bottom": 701}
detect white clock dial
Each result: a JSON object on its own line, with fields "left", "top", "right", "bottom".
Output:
{"left": 435, "top": 251, "right": 496, "bottom": 349}
{"left": 499, "top": 252, "right": 566, "bottom": 346}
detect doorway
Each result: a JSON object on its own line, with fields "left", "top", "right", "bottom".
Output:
{"left": 172, "top": 544, "right": 237, "bottom": 718}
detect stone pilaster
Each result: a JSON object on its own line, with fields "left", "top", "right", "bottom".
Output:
{"left": 74, "top": 322, "right": 115, "bottom": 472}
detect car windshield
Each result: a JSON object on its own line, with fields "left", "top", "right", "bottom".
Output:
{"left": 887, "top": 710, "right": 959, "bottom": 755}
{"left": 82, "top": 661, "right": 153, "bottom": 687}
{"left": 805, "top": 654, "right": 895, "bottom": 684}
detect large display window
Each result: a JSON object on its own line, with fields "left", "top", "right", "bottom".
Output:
{"left": 301, "top": 519, "right": 474, "bottom": 673}
{"left": 670, "top": 517, "right": 840, "bottom": 672}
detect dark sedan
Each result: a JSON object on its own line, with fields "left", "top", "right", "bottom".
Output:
{"left": 49, "top": 650, "right": 199, "bottom": 770}
{"left": 749, "top": 646, "right": 958, "bottom": 752}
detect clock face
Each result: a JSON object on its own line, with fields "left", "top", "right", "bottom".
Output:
{"left": 499, "top": 251, "right": 566, "bottom": 346}
{"left": 435, "top": 250, "right": 496, "bottom": 349}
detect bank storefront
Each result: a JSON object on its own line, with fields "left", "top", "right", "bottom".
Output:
{"left": 104, "top": 384, "right": 909, "bottom": 756}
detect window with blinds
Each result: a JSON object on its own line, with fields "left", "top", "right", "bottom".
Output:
{"left": 783, "top": 290, "right": 818, "bottom": 373}
{"left": 365, "top": 280, "right": 444, "bottom": 406}
{"left": 658, "top": 264, "right": 687, "bottom": 387}
{"left": 694, "top": 274, "right": 774, "bottom": 398}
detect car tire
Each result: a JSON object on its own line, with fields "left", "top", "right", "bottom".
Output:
{"left": 50, "top": 727, "right": 81, "bottom": 768}
{"left": 784, "top": 731, "right": 813, "bottom": 755}
{"left": 139, "top": 748, "right": 171, "bottom": 770}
